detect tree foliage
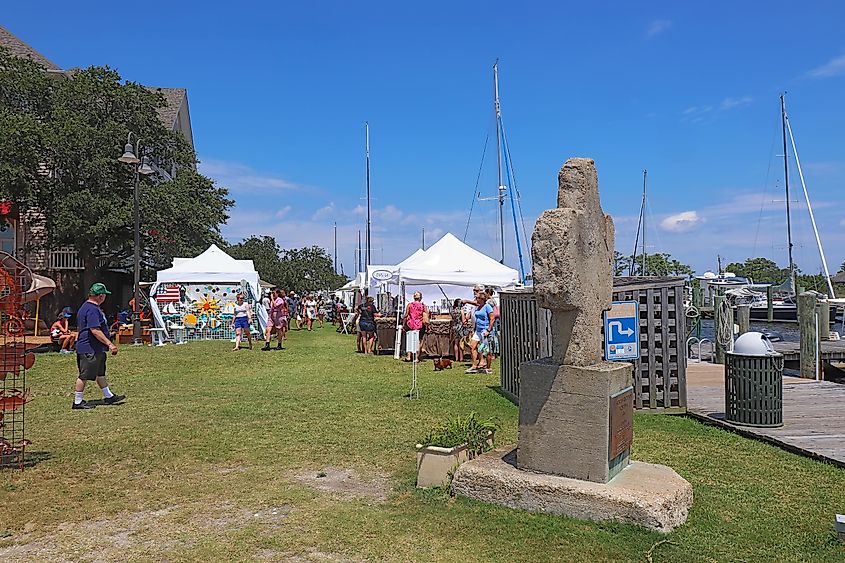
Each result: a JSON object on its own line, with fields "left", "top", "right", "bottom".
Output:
{"left": 0, "top": 47, "right": 232, "bottom": 285}
{"left": 614, "top": 251, "right": 694, "bottom": 278}
{"left": 724, "top": 257, "right": 791, "bottom": 284}
{"left": 228, "top": 236, "right": 347, "bottom": 292}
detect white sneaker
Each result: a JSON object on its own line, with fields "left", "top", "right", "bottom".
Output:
{"left": 59, "top": 349, "right": 73, "bottom": 354}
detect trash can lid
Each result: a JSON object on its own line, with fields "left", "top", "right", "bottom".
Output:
{"left": 732, "top": 332, "right": 778, "bottom": 356}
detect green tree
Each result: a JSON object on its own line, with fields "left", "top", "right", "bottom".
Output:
{"left": 724, "top": 257, "right": 790, "bottom": 284}
{"left": 612, "top": 250, "right": 630, "bottom": 276}
{"left": 280, "top": 246, "right": 347, "bottom": 292}
{"left": 628, "top": 253, "right": 694, "bottom": 278}
{"left": 0, "top": 49, "right": 232, "bottom": 288}
{"left": 228, "top": 237, "right": 347, "bottom": 292}
{"left": 227, "top": 236, "right": 285, "bottom": 286}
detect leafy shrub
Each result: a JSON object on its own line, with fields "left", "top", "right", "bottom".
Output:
{"left": 419, "top": 412, "right": 498, "bottom": 456}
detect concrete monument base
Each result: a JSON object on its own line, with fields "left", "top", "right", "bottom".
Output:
{"left": 452, "top": 447, "right": 693, "bottom": 533}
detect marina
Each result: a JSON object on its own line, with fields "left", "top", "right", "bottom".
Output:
{"left": 686, "top": 362, "right": 845, "bottom": 468}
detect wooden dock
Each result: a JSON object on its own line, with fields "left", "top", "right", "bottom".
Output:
{"left": 686, "top": 363, "right": 845, "bottom": 468}
{"left": 773, "top": 339, "right": 845, "bottom": 362}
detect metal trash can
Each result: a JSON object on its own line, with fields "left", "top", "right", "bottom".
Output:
{"left": 724, "top": 332, "right": 784, "bottom": 427}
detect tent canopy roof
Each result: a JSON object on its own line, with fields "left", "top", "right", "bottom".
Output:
{"left": 399, "top": 233, "right": 519, "bottom": 287}
{"left": 156, "top": 244, "right": 259, "bottom": 285}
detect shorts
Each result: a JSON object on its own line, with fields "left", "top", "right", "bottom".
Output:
{"left": 471, "top": 330, "right": 485, "bottom": 342}
{"left": 234, "top": 316, "right": 250, "bottom": 330}
{"left": 270, "top": 316, "right": 288, "bottom": 330}
{"left": 359, "top": 320, "right": 376, "bottom": 333}
{"left": 77, "top": 352, "right": 106, "bottom": 381}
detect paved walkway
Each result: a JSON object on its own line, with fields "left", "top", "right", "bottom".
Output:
{"left": 686, "top": 362, "right": 845, "bottom": 467}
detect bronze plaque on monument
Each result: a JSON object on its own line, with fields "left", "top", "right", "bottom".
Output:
{"left": 609, "top": 386, "right": 634, "bottom": 461}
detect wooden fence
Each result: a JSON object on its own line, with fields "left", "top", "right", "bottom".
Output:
{"left": 499, "top": 277, "right": 687, "bottom": 412}
{"left": 499, "top": 290, "right": 551, "bottom": 402}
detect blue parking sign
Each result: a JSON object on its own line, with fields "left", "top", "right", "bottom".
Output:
{"left": 604, "top": 301, "right": 640, "bottom": 361}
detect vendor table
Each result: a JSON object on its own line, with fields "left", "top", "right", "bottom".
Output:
{"left": 420, "top": 319, "right": 453, "bottom": 357}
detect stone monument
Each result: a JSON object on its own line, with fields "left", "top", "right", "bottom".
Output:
{"left": 451, "top": 158, "right": 692, "bottom": 532}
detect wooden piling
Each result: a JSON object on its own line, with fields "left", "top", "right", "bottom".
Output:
{"left": 818, "top": 300, "right": 830, "bottom": 341}
{"left": 766, "top": 286, "right": 774, "bottom": 322}
{"left": 737, "top": 305, "right": 751, "bottom": 335}
{"left": 714, "top": 294, "right": 725, "bottom": 364}
{"left": 797, "top": 292, "right": 818, "bottom": 379}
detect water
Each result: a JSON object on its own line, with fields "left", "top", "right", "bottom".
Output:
{"left": 694, "top": 319, "right": 801, "bottom": 343}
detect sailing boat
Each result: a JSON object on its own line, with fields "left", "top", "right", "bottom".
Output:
{"left": 466, "top": 61, "right": 531, "bottom": 283}
{"left": 732, "top": 94, "right": 838, "bottom": 322}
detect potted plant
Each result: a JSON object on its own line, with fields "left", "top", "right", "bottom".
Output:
{"left": 415, "top": 412, "right": 497, "bottom": 488}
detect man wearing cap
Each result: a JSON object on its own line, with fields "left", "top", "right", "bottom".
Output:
{"left": 72, "top": 283, "right": 125, "bottom": 410}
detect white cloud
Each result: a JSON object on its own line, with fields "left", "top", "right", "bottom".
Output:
{"left": 198, "top": 158, "right": 303, "bottom": 192}
{"left": 719, "top": 96, "right": 753, "bottom": 110}
{"left": 840, "top": 218, "right": 845, "bottom": 227}
{"left": 275, "top": 206, "right": 292, "bottom": 219}
{"left": 646, "top": 19, "right": 672, "bottom": 38}
{"left": 660, "top": 211, "right": 701, "bottom": 232}
{"left": 808, "top": 54, "right": 845, "bottom": 78}
{"left": 311, "top": 202, "right": 337, "bottom": 222}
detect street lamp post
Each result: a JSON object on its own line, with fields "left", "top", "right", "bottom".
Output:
{"left": 118, "top": 133, "right": 154, "bottom": 345}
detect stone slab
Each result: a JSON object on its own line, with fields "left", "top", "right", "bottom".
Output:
{"left": 518, "top": 360, "right": 632, "bottom": 482}
{"left": 452, "top": 447, "right": 693, "bottom": 533}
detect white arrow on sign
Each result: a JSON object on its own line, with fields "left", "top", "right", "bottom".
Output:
{"left": 608, "top": 320, "right": 634, "bottom": 339}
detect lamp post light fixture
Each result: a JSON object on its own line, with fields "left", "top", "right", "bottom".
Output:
{"left": 118, "top": 133, "right": 154, "bottom": 345}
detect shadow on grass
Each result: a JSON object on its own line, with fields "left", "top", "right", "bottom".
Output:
{"left": 486, "top": 385, "right": 517, "bottom": 405}
{"left": 1, "top": 450, "right": 52, "bottom": 470}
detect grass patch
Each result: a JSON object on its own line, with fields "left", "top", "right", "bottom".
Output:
{"left": 1, "top": 328, "right": 843, "bottom": 561}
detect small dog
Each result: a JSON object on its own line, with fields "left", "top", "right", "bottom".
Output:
{"left": 433, "top": 358, "right": 453, "bottom": 371}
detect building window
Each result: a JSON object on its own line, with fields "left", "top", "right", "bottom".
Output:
{"left": 0, "top": 218, "right": 15, "bottom": 255}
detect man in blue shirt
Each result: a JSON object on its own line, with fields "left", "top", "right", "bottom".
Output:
{"left": 73, "top": 283, "right": 125, "bottom": 410}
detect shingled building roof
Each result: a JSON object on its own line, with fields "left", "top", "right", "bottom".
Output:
{"left": 0, "top": 25, "right": 62, "bottom": 71}
{"left": 147, "top": 87, "right": 186, "bottom": 129}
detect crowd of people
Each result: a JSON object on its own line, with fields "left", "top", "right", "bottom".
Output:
{"left": 342, "top": 284, "right": 501, "bottom": 373}
{"left": 257, "top": 289, "right": 331, "bottom": 351}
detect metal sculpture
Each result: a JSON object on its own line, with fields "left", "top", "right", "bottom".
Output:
{"left": 0, "top": 256, "right": 32, "bottom": 470}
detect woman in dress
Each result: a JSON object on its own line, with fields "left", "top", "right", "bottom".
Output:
{"left": 262, "top": 290, "right": 287, "bottom": 351}
{"left": 304, "top": 294, "right": 318, "bottom": 331}
{"left": 232, "top": 293, "right": 254, "bottom": 351}
{"left": 358, "top": 295, "right": 379, "bottom": 354}
{"left": 467, "top": 287, "right": 494, "bottom": 373}
{"left": 450, "top": 298, "right": 465, "bottom": 362}
{"left": 403, "top": 291, "right": 427, "bottom": 362}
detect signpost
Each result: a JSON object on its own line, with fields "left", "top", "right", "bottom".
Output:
{"left": 604, "top": 301, "right": 639, "bottom": 361}
{"left": 406, "top": 329, "right": 420, "bottom": 399}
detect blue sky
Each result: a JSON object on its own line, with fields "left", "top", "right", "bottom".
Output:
{"left": 5, "top": 1, "right": 845, "bottom": 278}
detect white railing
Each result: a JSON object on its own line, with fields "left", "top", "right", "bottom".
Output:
{"left": 48, "top": 246, "right": 84, "bottom": 270}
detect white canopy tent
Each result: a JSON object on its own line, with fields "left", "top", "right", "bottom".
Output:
{"left": 397, "top": 233, "right": 520, "bottom": 307}
{"left": 366, "top": 248, "right": 427, "bottom": 293}
{"left": 150, "top": 244, "right": 267, "bottom": 339}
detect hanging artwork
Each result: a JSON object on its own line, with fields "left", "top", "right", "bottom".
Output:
{"left": 153, "top": 283, "right": 258, "bottom": 342}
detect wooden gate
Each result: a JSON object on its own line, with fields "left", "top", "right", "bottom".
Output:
{"left": 498, "top": 277, "right": 687, "bottom": 412}
{"left": 499, "top": 289, "right": 551, "bottom": 402}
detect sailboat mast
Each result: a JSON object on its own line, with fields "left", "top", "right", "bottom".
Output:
{"left": 365, "top": 122, "right": 372, "bottom": 267}
{"left": 780, "top": 94, "right": 797, "bottom": 293}
{"left": 494, "top": 61, "right": 505, "bottom": 264}
{"left": 641, "top": 169, "right": 647, "bottom": 276}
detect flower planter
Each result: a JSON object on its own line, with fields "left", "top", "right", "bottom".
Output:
{"left": 415, "top": 432, "right": 494, "bottom": 488}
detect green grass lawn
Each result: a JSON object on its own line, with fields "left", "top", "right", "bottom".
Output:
{"left": 1, "top": 327, "right": 844, "bottom": 562}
